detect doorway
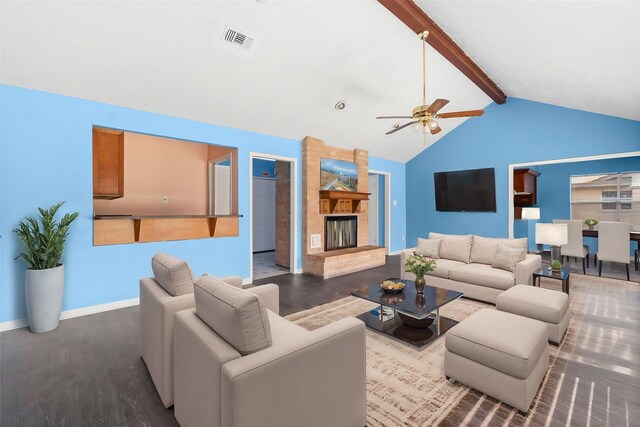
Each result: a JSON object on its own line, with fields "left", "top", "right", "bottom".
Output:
{"left": 250, "top": 155, "right": 296, "bottom": 280}
{"left": 368, "top": 171, "right": 390, "bottom": 251}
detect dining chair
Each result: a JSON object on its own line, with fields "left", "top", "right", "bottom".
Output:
{"left": 553, "top": 219, "right": 590, "bottom": 274}
{"left": 597, "top": 221, "right": 631, "bottom": 281}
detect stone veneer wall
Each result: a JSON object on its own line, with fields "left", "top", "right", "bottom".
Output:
{"left": 302, "top": 136, "right": 369, "bottom": 274}
{"left": 275, "top": 160, "right": 291, "bottom": 268}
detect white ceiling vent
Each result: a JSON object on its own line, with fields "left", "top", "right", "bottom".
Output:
{"left": 222, "top": 25, "right": 254, "bottom": 50}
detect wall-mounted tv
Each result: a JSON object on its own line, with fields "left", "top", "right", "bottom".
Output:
{"left": 320, "top": 158, "right": 358, "bottom": 192}
{"left": 434, "top": 168, "right": 496, "bottom": 212}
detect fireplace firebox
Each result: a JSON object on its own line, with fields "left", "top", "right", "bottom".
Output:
{"left": 325, "top": 216, "right": 357, "bottom": 251}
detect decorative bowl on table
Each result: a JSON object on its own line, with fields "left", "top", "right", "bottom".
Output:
{"left": 380, "top": 279, "right": 406, "bottom": 294}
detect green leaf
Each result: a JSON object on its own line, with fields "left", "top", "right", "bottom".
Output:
{"left": 12, "top": 202, "right": 79, "bottom": 270}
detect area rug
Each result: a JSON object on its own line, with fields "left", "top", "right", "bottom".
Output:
{"left": 285, "top": 274, "right": 640, "bottom": 427}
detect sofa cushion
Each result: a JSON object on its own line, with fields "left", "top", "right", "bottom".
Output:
{"left": 416, "top": 238, "right": 442, "bottom": 259}
{"left": 428, "top": 233, "right": 473, "bottom": 264}
{"left": 426, "top": 258, "right": 466, "bottom": 279}
{"left": 497, "top": 285, "right": 569, "bottom": 324}
{"left": 470, "top": 236, "right": 528, "bottom": 265}
{"left": 449, "top": 263, "right": 515, "bottom": 290}
{"left": 194, "top": 275, "right": 272, "bottom": 356}
{"left": 492, "top": 245, "right": 527, "bottom": 273}
{"left": 445, "top": 309, "right": 547, "bottom": 379}
{"left": 151, "top": 253, "right": 196, "bottom": 296}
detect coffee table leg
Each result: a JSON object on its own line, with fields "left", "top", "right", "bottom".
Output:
{"left": 436, "top": 307, "right": 440, "bottom": 335}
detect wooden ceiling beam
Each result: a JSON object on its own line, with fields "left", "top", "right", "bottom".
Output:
{"left": 378, "top": 0, "right": 507, "bottom": 104}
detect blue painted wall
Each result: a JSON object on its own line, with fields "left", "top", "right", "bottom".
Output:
{"left": 252, "top": 158, "right": 276, "bottom": 178}
{"left": 378, "top": 174, "right": 386, "bottom": 247}
{"left": 369, "top": 157, "right": 406, "bottom": 253}
{"left": 0, "top": 85, "right": 407, "bottom": 323}
{"left": 406, "top": 98, "right": 640, "bottom": 248}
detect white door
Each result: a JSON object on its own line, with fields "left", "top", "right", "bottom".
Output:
{"left": 368, "top": 174, "right": 379, "bottom": 246}
{"left": 214, "top": 165, "right": 230, "bottom": 215}
{"left": 252, "top": 177, "right": 276, "bottom": 252}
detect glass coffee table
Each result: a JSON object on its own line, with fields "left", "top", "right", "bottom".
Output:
{"left": 350, "top": 279, "right": 463, "bottom": 349}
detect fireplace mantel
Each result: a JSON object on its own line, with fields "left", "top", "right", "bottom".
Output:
{"left": 319, "top": 190, "right": 370, "bottom": 201}
{"left": 319, "top": 190, "right": 370, "bottom": 214}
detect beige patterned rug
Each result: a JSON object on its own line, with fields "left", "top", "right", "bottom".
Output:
{"left": 285, "top": 274, "right": 640, "bottom": 427}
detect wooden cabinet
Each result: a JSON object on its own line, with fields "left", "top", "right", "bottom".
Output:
{"left": 514, "top": 168, "right": 541, "bottom": 219}
{"left": 93, "top": 128, "right": 124, "bottom": 199}
{"left": 319, "top": 191, "right": 368, "bottom": 214}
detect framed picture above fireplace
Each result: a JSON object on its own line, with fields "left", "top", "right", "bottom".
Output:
{"left": 320, "top": 158, "right": 358, "bottom": 192}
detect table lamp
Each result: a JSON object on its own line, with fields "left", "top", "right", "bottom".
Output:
{"left": 535, "top": 223, "right": 568, "bottom": 266}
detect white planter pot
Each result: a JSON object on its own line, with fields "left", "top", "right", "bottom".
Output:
{"left": 25, "top": 264, "right": 64, "bottom": 333}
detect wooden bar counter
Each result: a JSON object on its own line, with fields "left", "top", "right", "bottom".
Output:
{"left": 93, "top": 214, "right": 241, "bottom": 246}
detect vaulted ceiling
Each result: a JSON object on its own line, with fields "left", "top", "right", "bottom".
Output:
{"left": 1, "top": 1, "right": 638, "bottom": 163}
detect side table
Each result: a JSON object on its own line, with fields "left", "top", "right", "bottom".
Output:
{"left": 532, "top": 267, "right": 570, "bottom": 294}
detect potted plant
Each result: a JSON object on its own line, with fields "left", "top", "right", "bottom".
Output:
{"left": 551, "top": 259, "right": 562, "bottom": 272}
{"left": 13, "top": 202, "right": 79, "bottom": 333}
{"left": 584, "top": 218, "right": 598, "bottom": 230}
{"left": 404, "top": 252, "right": 436, "bottom": 294}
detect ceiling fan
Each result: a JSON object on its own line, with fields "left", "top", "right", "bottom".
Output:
{"left": 377, "top": 31, "right": 484, "bottom": 138}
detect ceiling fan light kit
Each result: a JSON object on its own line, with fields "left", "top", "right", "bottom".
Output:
{"left": 377, "top": 30, "right": 485, "bottom": 139}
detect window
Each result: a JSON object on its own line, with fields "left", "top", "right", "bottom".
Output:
{"left": 570, "top": 172, "right": 640, "bottom": 229}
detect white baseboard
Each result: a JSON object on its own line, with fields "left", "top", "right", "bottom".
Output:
{"left": 0, "top": 319, "right": 28, "bottom": 332}
{"left": 0, "top": 297, "right": 140, "bottom": 333}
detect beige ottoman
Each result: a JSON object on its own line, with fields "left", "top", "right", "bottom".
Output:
{"left": 496, "top": 285, "right": 569, "bottom": 344}
{"left": 444, "top": 309, "right": 548, "bottom": 413}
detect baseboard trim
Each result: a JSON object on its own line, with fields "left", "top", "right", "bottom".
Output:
{"left": 0, "top": 298, "right": 140, "bottom": 333}
{"left": 0, "top": 319, "right": 29, "bottom": 332}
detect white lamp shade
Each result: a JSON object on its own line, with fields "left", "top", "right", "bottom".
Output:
{"left": 521, "top": 207, "right": 540, "bottom": 220}
{"left": 535, "top": 223, "right": 568, "bottom": 246}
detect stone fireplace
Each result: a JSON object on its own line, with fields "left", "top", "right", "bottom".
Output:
{"left": 325, "top": 216, "right": 357, "bottom": 251}
{"left": 302, "top": 136, "right": 386, "bottom": 278}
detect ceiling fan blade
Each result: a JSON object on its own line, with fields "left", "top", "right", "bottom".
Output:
{"left": 430, "top": 125, "right": 442, "bottom": 135}
{"left": 376, "top": 116, "right": 413, "bottom": 119}
{"left": 438, "top": 109, "right": 484, "bottom": 119}
{"left": 385, "top": 121, "right": 418, "bottom": 135}
{"left": 426, "top": 99, "right": 449, "bottom": 114}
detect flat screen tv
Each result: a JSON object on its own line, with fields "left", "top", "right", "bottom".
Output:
{"left": 434, "top": 168, "right": 496, "bottom": 212}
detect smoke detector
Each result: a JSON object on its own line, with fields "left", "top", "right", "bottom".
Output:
{"left": 222, "top": 25, "right": 255, "bottom": 50}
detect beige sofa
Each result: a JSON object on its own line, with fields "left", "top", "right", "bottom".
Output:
{"left": 401, "top": 233, "right": 542, "bottom": 303}
{"left": 173, "top": 275, "right": 366, "bottom": 427}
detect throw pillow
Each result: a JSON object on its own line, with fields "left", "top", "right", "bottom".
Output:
{"left": 492, "top": 245, "right": 527, "bottom": 273}
{"left": 416, "top": 238, "right": 441, "bottom": 259}
{"left": 194, "top": 275, "right": 272, "bottom": 356}
{"left": 151, "top": 253, "right": 196, "bottom": 296}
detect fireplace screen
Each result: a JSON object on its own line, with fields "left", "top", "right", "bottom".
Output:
{"left": 325, "top": 216, "right": 357, "bottom": 251}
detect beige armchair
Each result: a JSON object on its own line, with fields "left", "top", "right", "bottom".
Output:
{"left": 553, "top": 219, "right": 590, "bottom": 273}
{"left": 597, "top": 221, "right": 631, "bottom": 281}
{"left": 140, "top": 253, "right": 246, "bottom": 407}
{"left": 173, "top": 275, "right": 366, "bottom": 427}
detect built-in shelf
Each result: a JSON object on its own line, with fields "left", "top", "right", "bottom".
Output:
{"left": 93, "top": 214, "right": 242, "bottom": 246}
{"left": 319, "top": 190, "right": 370, "bottom": 214}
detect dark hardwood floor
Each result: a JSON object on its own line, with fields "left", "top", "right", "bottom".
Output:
{"left": 0, "top": 254, "right": 637, "bottom": 426}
